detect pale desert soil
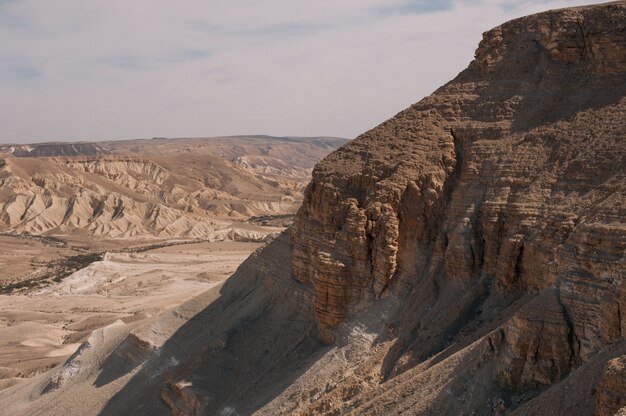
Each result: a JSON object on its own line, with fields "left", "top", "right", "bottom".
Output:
{"left": 0, "top": 240, "right": 261, "bottom": 386}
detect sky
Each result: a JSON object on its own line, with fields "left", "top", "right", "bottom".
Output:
{"left": 0, "top": 0, "right": 608, "bottom": 144}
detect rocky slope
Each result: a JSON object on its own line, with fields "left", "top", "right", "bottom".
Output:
{"left": 0, "top": 3, "right": 624, "bottom": 415}
{"left": 288, "top": 2, "right": 626, "bottom": 412}
{"left": 0, "top": 136, "right": 346, "bottom": 240}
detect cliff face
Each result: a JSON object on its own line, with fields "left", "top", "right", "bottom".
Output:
{"left": 291, "top": 0, "right": 626, "bottom": 404}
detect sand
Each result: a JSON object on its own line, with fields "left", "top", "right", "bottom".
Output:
{"left": 0, "top": 241, "right": 261, "bottom": 381}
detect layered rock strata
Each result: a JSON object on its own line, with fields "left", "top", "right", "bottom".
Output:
{"left": 0, "top": 137, "right": 347, "bottom": 239}
{"left": 291, "top": 0, "right": 626, "bottom": 403}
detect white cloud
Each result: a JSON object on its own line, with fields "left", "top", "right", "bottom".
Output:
{"left": 0, "top": 0, "right": 608, "bottom": 143}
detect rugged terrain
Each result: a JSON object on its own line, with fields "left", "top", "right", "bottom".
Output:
{"left": 0, "top": 137, "right": 344, "bottom": 399}
{"left": 0, "top": 2, "right": 624, "bottom": 416}
{"left": 0, "top": 136, "right": 346, "bottom": 241}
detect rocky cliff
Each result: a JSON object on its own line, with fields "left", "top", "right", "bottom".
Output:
{"left": 289, "top": 1, "right": 626, "bottom": 412}
{"left": 0, "top": 3, "right": 623, "bottom": 416}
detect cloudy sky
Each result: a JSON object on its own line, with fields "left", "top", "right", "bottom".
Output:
{"left": 0, "top": 0, "right": 607, "bottom": 143}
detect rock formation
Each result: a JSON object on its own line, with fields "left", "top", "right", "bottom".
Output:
{"left": 0, "top": 3, "right": 623, "bottom": 415}
{"left": 288, "top": 2, "right": 626, "bottom": 412}
{"left": 597, "top": 355, "right": 626, "bottom": 416}
{"left": 0, "top": 136, "right": 346, "bottom": 240}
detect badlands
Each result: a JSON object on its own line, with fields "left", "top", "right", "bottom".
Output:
{"left": 0, "top": 136, "right": 345, "bottom": 404}
{"left": 1, "top": 2, "right": 626, "bottom": 416}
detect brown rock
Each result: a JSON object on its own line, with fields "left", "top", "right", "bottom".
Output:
{"left": 161, "top": 379, "right": 209, "bottom": 416}
{"left": 0, "top": 136, "right": 346, "bottom": 240}
{"left": 596, "top": 355, "right": 626, "bottom": 416}
{"left": 495, "top": 289, "right": 574, "bottom": 389}
{"left": 291, "top": 3, "right": 626, "bottom": 364}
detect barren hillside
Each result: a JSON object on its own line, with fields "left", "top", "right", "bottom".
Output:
{"left": 0, "top": 3, "right": 624, "bottom": 416}
{"left": 0, "top": 136, "right": 346, "bottom": 240}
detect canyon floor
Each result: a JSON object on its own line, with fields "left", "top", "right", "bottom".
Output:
{"left": 0, "top": 239, "right": 263, "bottom": 390}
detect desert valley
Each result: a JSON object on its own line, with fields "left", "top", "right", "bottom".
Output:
{"left": 0, "top": 1, "right": 625, "bottom": 416}
{"left": 0, "top": 136, "right": 347, "bottom": 398}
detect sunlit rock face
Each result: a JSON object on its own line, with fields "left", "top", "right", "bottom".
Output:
{"left": 291, "top": 0, "right": 626, "bottom": 391}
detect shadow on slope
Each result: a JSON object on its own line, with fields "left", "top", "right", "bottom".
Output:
{"left": 99, "top": 234, "right": 326, "bottom": 416}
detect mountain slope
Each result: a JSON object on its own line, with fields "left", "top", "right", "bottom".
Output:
{"left": 0, "top": 3, "right": 624, "bottom": 415}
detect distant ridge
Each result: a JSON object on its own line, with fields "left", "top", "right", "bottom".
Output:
{"left": 0, "top": 136, "right": 348, "bottom": 239}
{"left": 0, "top": 135, "right": 347, "bottom": 158}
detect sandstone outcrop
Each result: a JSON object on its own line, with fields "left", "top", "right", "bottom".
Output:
{"left": 287, "top": 1, "right": 626, "bottom": 412}
{"left": 292, "top": 0, "right": 625, "bottom": 348}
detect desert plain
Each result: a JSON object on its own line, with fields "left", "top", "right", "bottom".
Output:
{"left": 0, "top": 239, "right": 262, "bottom": 388}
